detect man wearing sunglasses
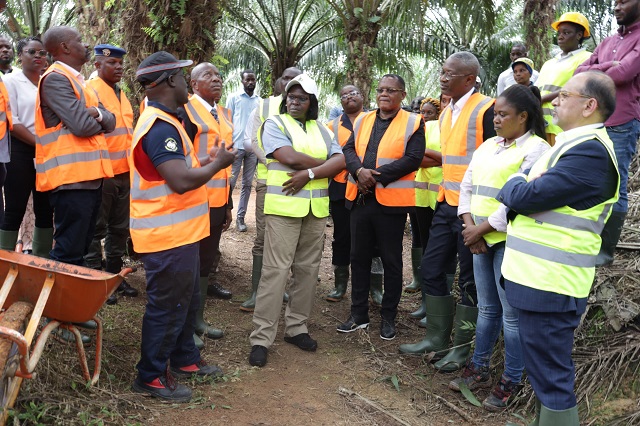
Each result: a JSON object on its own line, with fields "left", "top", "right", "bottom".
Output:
{"left": 35, "top": 26, "right": 115, "bottom": 265}
{"left": 337, "top": 74, "right": 424, "bottom": 341}
{"left": 498, "top": 71, "right": 618, "bottom": 425}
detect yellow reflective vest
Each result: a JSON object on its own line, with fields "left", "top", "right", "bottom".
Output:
{"left": 415, "top": 120, "right": 442, "bottom": 209}
{"left": 536, "top": 49, "right": 592, "bottom": 135}
{"left": 470, "top": 133, "right": 548, "bottom": 245}
{"left": 262, "top": 114, "right": 332, "bottom": 218}
{"left": 256, "top": 95, "right": 283, "bottom": 183}
{"left": 501, "top": 127, "right": 619, "bottom": 298}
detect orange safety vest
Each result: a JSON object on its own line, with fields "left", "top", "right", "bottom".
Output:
{"left": 345, "top": 109, "right": 421, "bottom": 207}
{"left": 438, "top": 93, "right": 494, "bottom": 206}
{"left": 129, "top": 106, "right": 210, "bottom": 253}
{"left": 34, "top": 63, "right": 113, "bottom": 191}
{"left": 87, "top": 77, "right": 133, "bottom": 175}
{"left": 183, "top": 96, "right": 234, "bottom": 207}
{"left": 330, "top": 112, "right": 365, "bottom": 184}
{"left": 0, "top": 77, "right": 12, "bottom": 147}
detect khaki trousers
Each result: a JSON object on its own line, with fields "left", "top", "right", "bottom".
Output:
{"left": 250, "top": 212, "right": 326, "bottom": 347}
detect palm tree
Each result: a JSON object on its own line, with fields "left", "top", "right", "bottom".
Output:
{"left": 0, "top": 0, "right": 74, "bottom": 39}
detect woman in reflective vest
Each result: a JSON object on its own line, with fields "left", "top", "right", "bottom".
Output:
{"left": 249, "top": 74, "right": 345, "bottom": 367}
{"left": 449, "top": 85, "right": 550, "bottom": 409}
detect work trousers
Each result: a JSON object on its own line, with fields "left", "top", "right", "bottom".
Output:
{"left": 251, "top": 181, "right": 266, "bottom": 256}
{"left": 84, "top": 172, "right": 130, "bottom": 272}
{"left": 250, "top": 212, "right": 326, "bottom": 347}
{"left": 49, "top": 187, "right": 102, "bottom": 266}
{"left": 330, "top": 198, "right": 350, "bottom": 266}
{"left": 422, "top": 201, "right": 476, "bottom": 306}
{"left": 607, "top": 119, "right": 640, "bottom": 213}
{"left": 137, "top": 243, "right": 201, "bottom": 382}
{"left": 1, "top": 144, "right": 52, "bottom": 230}
{"left": 349, "top": 199, "right": 406, "bottom": 322}
{"left": 230, "top": 149, "right": 257, "bottom": 220}
{"left": 199, "top": 205, "right": 227, "bottom": 277}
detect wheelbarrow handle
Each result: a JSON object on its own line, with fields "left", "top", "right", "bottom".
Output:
{"left": 119, "top": 267, "right": 136, "bottom": 277}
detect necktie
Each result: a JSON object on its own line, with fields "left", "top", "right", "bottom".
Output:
{"left": 210, "top": 107, "right": 219, "bottom": 123}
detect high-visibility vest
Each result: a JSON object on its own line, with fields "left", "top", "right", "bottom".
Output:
{"left": 0, "top": 76, "right": 12, "bottom": 153}
{"left": 183, "top": 96, "right": 234, "bottom": 207}
{"left": 87, "top": 77, "right": 133, "bottom": 175}
{"left": 470, "top": 134, "right": 548, "bottom": 245}
{"left": 345, "top": 109, "right": 421, "bottom": 207}
{"left": 129, "top": 106, "right": 210, "bottom": 253}
{"left": 438, "top": 93, "right": 494, "bottom": 206}
{"left": 415, "top": 120, "right": 442, "bottom": 209}
{"left": 35, "top": 63, "right": 114, "bottom": 191}
{"left": 263, "top": 114, "right": 332, "bottom": 218}
{"left": 255, "top": 95, "right": 282, "bottom": 184}
{"left": 501, "top": 127, "right": 619, "bottom": 298}
{"left": 536, "top": 49, "right": 592, "bottom": 135}
{"left": 331, "top": 112, "right": 365, "bottom": 185}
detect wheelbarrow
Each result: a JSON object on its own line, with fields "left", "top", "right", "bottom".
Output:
{"left": 0, "top": 250, "right": 133, "bottom": 424}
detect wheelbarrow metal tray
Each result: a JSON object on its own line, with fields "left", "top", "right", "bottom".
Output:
{"left": 0, "top": 250, "right": 122, "bottom": 323}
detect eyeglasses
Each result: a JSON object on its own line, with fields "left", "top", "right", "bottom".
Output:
{"left": 375, "top": 88, "right": 403, "bottom": 94}
{"left": 558, "top": 90, "right": 592, "bottom": 101}
{"left": 340, "top": 90, "right": 360, "bottom": 100}
{"left": 439, "top": 70, "right": 471, "bottom": 81}
{"left": 287, "top": 94, "right": 309, "bottom": 103}
{"left": 24, "top": 49, "right": 47, "bottom": 57}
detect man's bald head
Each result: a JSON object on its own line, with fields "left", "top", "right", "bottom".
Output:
{"left": 43, "top": 26, "right": 77, "bottom": 57}
{"left": 580, "top": 71, "right": 617, "bottom": 122}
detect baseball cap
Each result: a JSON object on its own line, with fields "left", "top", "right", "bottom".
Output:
{"left": 136, "top": 51, "right": 193, "bottom": 88}
{"left": 512, "top": 57, "right": 534, "bottom": 74}
{"left": 284, "top": 74, "right": 318, "bottom": 97}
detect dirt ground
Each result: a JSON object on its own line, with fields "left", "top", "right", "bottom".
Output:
{"left": 12, "top": 192, "right": 550, "bottom": 425}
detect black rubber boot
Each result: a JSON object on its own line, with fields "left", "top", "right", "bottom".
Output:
{"left": 434, "top": 304, "right": 479, "bottom": 371}
{"left": 596, "top": 211, "right": 625, "bottom": 267}
{"left": 240, "top": 255, "right": 262, "bottom": 312}
{"left": 326, "top": 265, "right": 349, "bottom": 302}
{"left": 195, "top": 277, "right": 224, "bottom": 339}
{"left": 403, "top": 247, "right": 422, "bottom": 292}
{"left": 399, "top": 295, "right": 454, "bottom": 354}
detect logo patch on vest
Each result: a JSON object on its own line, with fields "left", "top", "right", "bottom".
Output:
{"left": 164, "top": 138, "right": 179, "bottom": 152}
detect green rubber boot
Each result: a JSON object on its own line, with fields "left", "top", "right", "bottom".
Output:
{"left": 32, "top": 227, "right": 54, "bottom": 259}
{"left": 195, "top": 277, "right": 224, "bottom": 339}
{"left": 399, "top": 295, "right": 454, "bottom": 354}
{"left": 193, "top": 333, "right": 204, "bottom": 349}
{"left": 410, "top": 291, "right": 426, "bottom": 318}
{"left": 326, "top": 265, "right": 349, "bottom": 302}
{"left": 538, "top": 405, "right": 579, "bottom": 426}
{"left": 0, "top": 230, "right": 18, "bottom": 251}
{"left": 369, "top": 273, "right": 383, "bottom": 307}
{"left": 529, "top": 398, "right": 541, "bottom": 426}
{"left": 240, "top": 255, "right": 263, "bottom": 312}
{"left": 434, "top": 304, "right": 479, "bottom": 371}
{"left": 404, "top": 247, "right": 422, "bottom": 292}
{"left": 418, "top": 316, "right": 427, "bottom": 328}
{"left": 412, "top": 273, "right": 454, "bottom": 321}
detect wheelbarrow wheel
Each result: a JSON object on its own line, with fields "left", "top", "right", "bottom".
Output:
{"left": 0, "top": 302, "right": 33, "bottom": 412}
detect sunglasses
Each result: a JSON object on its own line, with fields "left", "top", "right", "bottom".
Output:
{"left": 24, "top": 49, "right": 47, "bottom": 57}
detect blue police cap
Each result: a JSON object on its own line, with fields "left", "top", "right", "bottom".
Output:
{"left": 94, "top": 44, "right": 126, "bottom": 58}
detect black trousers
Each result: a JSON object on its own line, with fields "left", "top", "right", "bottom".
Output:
{"left": 199, "top": 205, "right": 227, "bottom": 277}
{"left": 330, "top": 198, "right": 350, "bottom": 266}
{"left": 1, "top": 145, "right": 52, "bottom": 231}
{"left": 409, "top": 206, "right": 434, "bottom": 251}
{"left": 349, "top": 198, "right": 406, "bottom": 321}
{"left": 421, "top": 201, "right": 476, "bottom": 306}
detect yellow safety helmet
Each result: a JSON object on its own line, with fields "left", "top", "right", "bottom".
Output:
{"left": 552, "top": 12, "right": 591, "bottom": 38}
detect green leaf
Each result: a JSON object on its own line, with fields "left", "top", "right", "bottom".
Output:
{"left": 210, "top": 404, "right": 216, "bottom": 410}
{"left": 458, "top": 383, "right": 482, "bottom": 407}
{"left": 221, "top": 405, "right": 232, "bottom": 409}
{"left": 353, "top": 7, "right": 363, "bottom": 18}
{"left": 368, "top": 16, "right": 381, "bottom": 23}
{"left": 390, "top": 375, "right": 400, "bottom": 392}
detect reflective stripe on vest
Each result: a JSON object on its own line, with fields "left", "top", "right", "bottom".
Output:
{"left": 35, "top": 63, "right": 114, "bottom": 191}
{"left": 345, "top": 109, "right": 421, "bottom": 206}
{"left": 469, "top": 134, "right": 548, "bottom": 245}
{"left": 263, "top": 114, "right": 331, "bottom": 218}
{"left": 415, "top": 120, "right": 442, "bottom": 209}
{"left": 536, "top": 49, "right": 592, "bottom": 135}
{"left": 437, "top": 93, "right": 494, "bottom": 206}
{"left": 87, "top": 77, "right": 133, "bottom": 174}
{"left": 501, "top": 127, "right": 619, "bottom": 298}
{"left": 184, "top": 97, "right": 233, "bottom": 207}
{"left": 129, "top": 106, "right": 209, "bottom": 253}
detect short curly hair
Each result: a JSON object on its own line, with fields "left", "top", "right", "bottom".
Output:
{"left": 419, "top": 97, "right": 441, "bottom": 116}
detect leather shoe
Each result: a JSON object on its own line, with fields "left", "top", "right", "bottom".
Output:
{"left": 380, "top": 318, "right": 396, "bottom": 341}
{"left": 132, "top": 372, "right": 192, "bottom": 403}
{"left": 170, "top": 360, "right": 223, "bottom": 378}
{"left": 207, "top": 282, "right": 232, "bottom": 299}
{"left": 73, "top": 320, "right": 97, "bottom": 330}
{"left": 237, "top": 218, "right": 248, "bottom": 232}
{"left": 284, "top": 333, "right": 317, "bottom": 352}
{"left": 105, "top": 293, "right": 117, "bottom": 305}
{"left": 249, "top": 345, "right": 268, "bottom": 367}
{"left": 337, "top": 316, "right": 369, "bottom": 333}
{"left": 117, "top": 279, "right": 139, "bottom": 297}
